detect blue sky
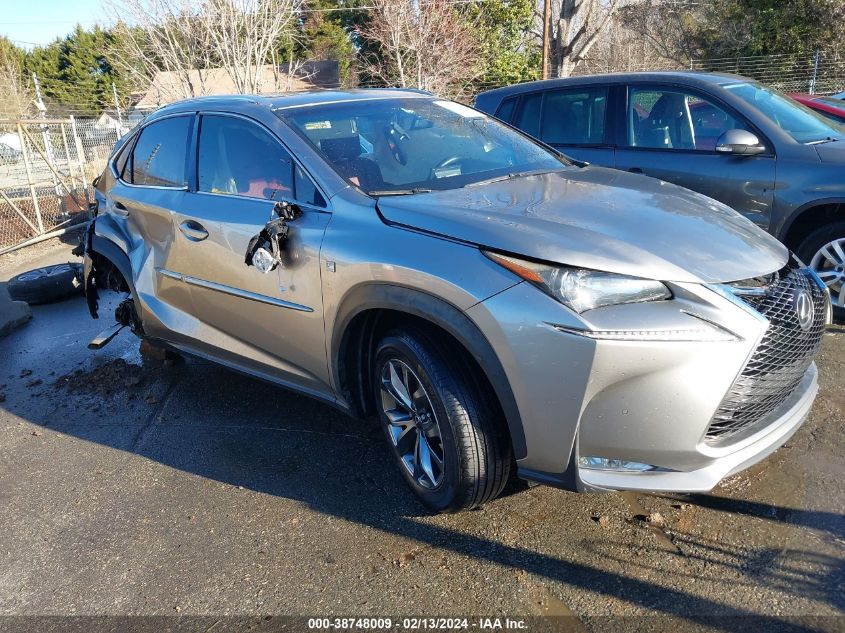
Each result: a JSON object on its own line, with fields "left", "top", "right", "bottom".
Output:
{"left": 1, "top": 0, "right": 105, "bottom": 48}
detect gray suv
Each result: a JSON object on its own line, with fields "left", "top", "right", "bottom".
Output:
{"left": 82, "top": 90, "right": 831, "bottom": 512}
{"left": 475, "top": 72, "right": 845, "bottom": 319}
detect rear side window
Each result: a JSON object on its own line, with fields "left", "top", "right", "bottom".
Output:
{"left": 127, "top": 116, "right": 191, "bottom": 187}
{"left": 513, "top": 93, "right": 542, "bottom": 138}
{"left": 198, "top": 115, "right": 294, "bottom": 201}
{"left": 540, "top": 87, "right": 607, "bottom": 145}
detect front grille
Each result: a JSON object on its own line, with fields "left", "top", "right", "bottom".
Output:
{"left": 705, "top": 265, "right": 827, "bottom": 444}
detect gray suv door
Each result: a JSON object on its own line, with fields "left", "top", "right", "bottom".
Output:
{"left": 614, "top": 84, "right": 777, "bottom": 229}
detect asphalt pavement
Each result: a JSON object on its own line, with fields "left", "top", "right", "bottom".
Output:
{"left": 1, "top": 240, "right": 843, "bottom": 631}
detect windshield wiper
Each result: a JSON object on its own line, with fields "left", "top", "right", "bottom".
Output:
{"left": 806, "top": 136, "right": 840, "bottom": 145}
{"left": 464, "top": 168, "right": 561, "bottom": 188}
{"left": 367, "top": 188, "right": 432, "bottom": 196}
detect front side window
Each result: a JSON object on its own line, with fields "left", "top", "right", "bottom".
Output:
{"left": 725, "top": 82, "right": 845, "bottom": 143}
{"left": 277, "top": 98, "right": 564, "bottom": 194}
{"left": 127, "top": 116, "right": 191, "bottom": 187}
{"left": 198, "top": 115, "right": 294, "bottom": 201}
{"left": 541, "top": 87, "right": 607, "bottom": 145}
{"left": 628, "top": 87, "right": 748, "bottom": 151}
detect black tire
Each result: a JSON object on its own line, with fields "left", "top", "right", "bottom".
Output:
{"left": 796, "top": 221, "right": 845, "bottom": 321}
{"left": 7, "top": 263, "right": 83, "bottom": 305}
{"left": 373, "top": 329, "right": 511, "bottom": 512}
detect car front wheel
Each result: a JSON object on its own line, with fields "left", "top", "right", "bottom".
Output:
{"left": 373, "top": 329, "right": 511, "bottom": 512}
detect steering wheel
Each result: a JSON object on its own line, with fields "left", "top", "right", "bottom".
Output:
{"left": 384, "top": 124, "right": 409, "bottom": 165}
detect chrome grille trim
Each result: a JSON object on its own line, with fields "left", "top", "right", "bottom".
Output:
{"left": 706, "top": 264, "right": 827, "bottom": 444}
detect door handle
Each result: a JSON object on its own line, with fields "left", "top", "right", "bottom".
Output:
{"left": 178, "top": 220, "right": 209, "bottom": 242}
{"left": 628, "top": 167, "right": 644, "bottom": 174}
{"left": 113, "top": 201, "right": 129, "bottom": 216}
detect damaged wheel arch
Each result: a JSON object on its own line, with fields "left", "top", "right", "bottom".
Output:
{"left": 331, "top": 283, "right": 527, "bottom": 460}
{"left": 82, "top": 220, "right": 140, "bottom": 327}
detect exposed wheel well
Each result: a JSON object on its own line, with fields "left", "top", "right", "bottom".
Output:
{"left": 782, "top": 202, "right": 845, "bottom": 252}
{"left": 337, "top": 308, "right": 507, "bottom": 428}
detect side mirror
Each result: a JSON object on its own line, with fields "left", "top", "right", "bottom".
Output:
{"left": 715, "top": 129, "right": 766, "bottom": 156}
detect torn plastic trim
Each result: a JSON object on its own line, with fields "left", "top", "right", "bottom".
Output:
{"left": 244, "top": 201, "right": 303, "bottom": 273}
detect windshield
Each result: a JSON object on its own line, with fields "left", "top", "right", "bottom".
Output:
{"left": 277, "top": 98, "right": 565, "bottom": 194}
{"left": 724, "top": 82, "right": 845, "bottom": 144}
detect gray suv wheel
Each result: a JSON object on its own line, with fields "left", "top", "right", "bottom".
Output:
{"left": 373, "top": 330, "right": 512, "bottom": 512}
{"left": 798, "top": 221, "right": 845, "bottom": 319}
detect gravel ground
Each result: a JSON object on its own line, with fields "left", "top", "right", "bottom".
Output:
{"left": 0, "top": 242, "right": 843, "bottom": 631}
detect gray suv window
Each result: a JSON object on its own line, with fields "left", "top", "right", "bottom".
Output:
{"left": 629, "top": 87, "right": 747, "bottom": 152}
{"left": 198, "top": 115, "right": 294, "bottom": 201}
{"left": 541, "top": 87, "right": 607, "bottom": 145}
{"left": 127, "top": 116, "right": 191, "bottom": 187}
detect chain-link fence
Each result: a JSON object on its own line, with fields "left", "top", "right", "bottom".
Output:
{"left": 0, "top": 117, "right": 135, "bottom": 253}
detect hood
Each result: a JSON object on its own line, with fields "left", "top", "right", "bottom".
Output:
{"left": 814, "top": 139, "right": 845, "bottom": 163}
{"left": 376, "top": 166, "right": 788, "bottom": 284}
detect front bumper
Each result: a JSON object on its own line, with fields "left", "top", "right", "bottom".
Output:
{"left": 465, "top": 278, "right": 821, "bottom": 494}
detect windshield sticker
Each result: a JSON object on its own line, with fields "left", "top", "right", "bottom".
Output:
{"left": 433, "top": 100, "right": 485, "bottom": 119}
{"left": 304, "top": 121, "right": 332, "bottom": 130}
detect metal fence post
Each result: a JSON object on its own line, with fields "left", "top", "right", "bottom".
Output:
{"left": 17, "top": 122, "right": 44, "bottom": 235}
{"left": 59, "top": 122, "right": 78, "bottom": 192}
{"left": 810, "top": 50, "right": 821, "bottom": 95}
{"left": 69, "top": 115, "right": 89, "bottom": 204}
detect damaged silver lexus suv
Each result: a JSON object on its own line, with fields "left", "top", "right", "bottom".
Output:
{"left": 82, "top": 90, "right": 832, "bottom": 512}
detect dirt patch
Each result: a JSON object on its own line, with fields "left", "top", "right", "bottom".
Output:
{"left": 54, "top": 358, "right": 148, "bottom": 399}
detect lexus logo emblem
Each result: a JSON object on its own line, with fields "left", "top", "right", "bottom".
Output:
{"left": 794, "top": 289, "right": 814, "bottom": 331}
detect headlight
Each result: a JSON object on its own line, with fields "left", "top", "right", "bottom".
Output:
{"left": 483, "top": 250, "right": 671, "bottom": 313}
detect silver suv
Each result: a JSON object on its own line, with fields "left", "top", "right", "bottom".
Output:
{"left": 82, "top": 90, "right": 832, "bottom": 512}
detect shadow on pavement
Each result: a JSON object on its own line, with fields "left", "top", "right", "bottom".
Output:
{"left": 1, "top": 294, "right": 843, "bottom": 629}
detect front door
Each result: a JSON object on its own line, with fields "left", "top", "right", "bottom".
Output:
{"left": 614, "top": 84, "right": 777, "bottom": 229}
{"left": 166, "top": 113, "right": 332, "bottom": 398}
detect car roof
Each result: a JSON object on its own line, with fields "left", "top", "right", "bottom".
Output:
{"left": 148, "top": 88, "right": 434, "bottom": 118}
{"left": 475, "top": 71, "right": 751, "bottom": 103}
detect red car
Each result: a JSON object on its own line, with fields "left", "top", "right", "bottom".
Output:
{"left": 789, "top": 93, "right": 845, "bottom": 124}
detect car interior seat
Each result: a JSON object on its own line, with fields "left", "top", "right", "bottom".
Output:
{"left": 320, "top": 135, "right": 386, "bottom": 191}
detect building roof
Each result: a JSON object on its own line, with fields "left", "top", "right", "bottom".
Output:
{"left": 134, "top": 61, "right": 340, "bottom": 109}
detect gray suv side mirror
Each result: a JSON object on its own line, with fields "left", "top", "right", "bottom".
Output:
{"left": 715, "top": 129, "right": 766, "bottom": 156}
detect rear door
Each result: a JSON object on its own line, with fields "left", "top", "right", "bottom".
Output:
{"left": 614, "top": 84, "right": 776, "bottom": 227}
{"left": 106, "top": 114, "right": 194, "bottom": 341}
{"left": 166, "top": 112, "right": 333, "bottom": 397}
{"left": 498, "top": 87, "right": 616, "bottom": 167}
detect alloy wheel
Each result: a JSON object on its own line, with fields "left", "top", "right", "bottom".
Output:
{"left": 810, "top": 238, "right": 845, "bottom": 308}
{"left": 379, "top": 358, "right": 445, "bottom": 489}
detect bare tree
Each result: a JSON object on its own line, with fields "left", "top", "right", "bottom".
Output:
{"left": 358, "top": 0, "right": 482, "bottom": 100}
{"left": 544, "top": 0, "right": 622, "bottom": 77}
{"left": 108, "top": 0, "right": 303, "bottom": 101}
{"left": 199, "top": 0, "right": 303, "bottom": 93}
{"left": 0, "top": 47, "right": 34, "bottom": 118}
{"left": 108, "top": 0, "right": 215, "bottom": 100}
{"left": 619, "top": 0, "right": 701, "bottom": 67}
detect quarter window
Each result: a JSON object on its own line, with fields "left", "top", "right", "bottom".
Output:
{"left": 513, "top": 93, "right": 542, "bottom": 138}
{"left": 628, "top": 87, "right": 748, "bottom": 151}
{"left": 540, "top": 87, "right": 607, "bottom": 145}
{"left": 496, "top": 97, "right": 517, "bottom": 123}
{"left": 198, "top": 115, "right": 294, "bottom": 201}
{"left": 127, "top": 116, "right": 191, "bottom": 187}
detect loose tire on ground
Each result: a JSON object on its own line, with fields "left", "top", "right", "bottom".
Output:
{"left": 373, "top": 328, "right": 512, "bottom": 513}
{"left": 7, "top": 263, "right": 83, "bottom": 305}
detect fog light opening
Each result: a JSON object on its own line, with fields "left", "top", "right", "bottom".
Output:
{"left": 579, "top": 456, "right": 660, "bottom": 472}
